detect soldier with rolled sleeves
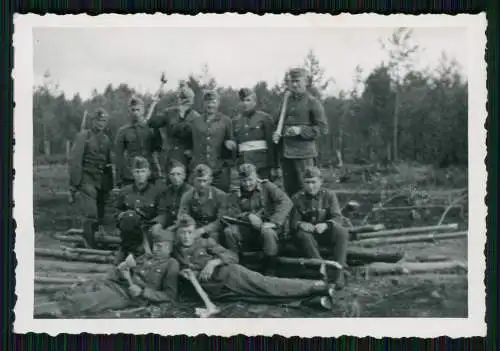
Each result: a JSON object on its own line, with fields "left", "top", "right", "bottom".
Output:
{"left": 290, "top": 166, "right": 349, "bottom": 287}
{"left": 68, "top": 108, "right": 114, "bottom": 247}
{"left": 177, "top": 164, "right": 228, "bottom": 242}
{"left": 115, "top": 95, "right": 163, "bottom": 188}
{"left": 190, "top": 89, "right": 236, "bottom": 192}
{"left": 147, "top": 83, "right": 200, "bottom": 178}
{"left": 222, "top": 163, "right": 293, "bottom": 275}
{"left": 114, "top": 156, "right": 167, "bottom": 263}
{"left": 272, "top": 67, "right": 329, "bottom": 196}
{"left": 233, "top": 88, "right": 279, "bottom": 180}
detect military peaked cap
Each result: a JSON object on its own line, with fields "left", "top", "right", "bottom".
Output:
{"left": 168, "top": 160, "right": 186, "bottom": 174}
{"left": 176, "top": 214, "right": 196, "bottom": 229}
{"left": 131, "top": 156, "right": 150, "bottom": 170}
{"left": 303, "top": 166, "right": 322, "bottom": 179}
{"left": 194, "top": 164, "right": 212, "bottom": 177}
{"left": 93, "top": 107, "right": 109, "bottom": 119}
{"left": 238, "top": 163, "right": 257, "bottom": 178}
{"left": 238, "top": 88, "right": 255, "bottom": 100}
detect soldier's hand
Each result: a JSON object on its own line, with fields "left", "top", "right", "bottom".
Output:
{"left": 261, "top": 222, "right": 276, "bottom": 231}
{"left": 224, "top": 140, "right": 237, "bottom": 150}
{"left": 285, "top": 126, "right": 301, "bottom": 136}
{"left": 248, "top": 213, "right": 263, "bottom": 229}
{"left": 199, "top": 259, "right": 221, "bottom": 282}
{"left": 272, "top": 132, "right": 281, "bottom": 144}
{"left": 299, "top": 222, "right": 316, "bottom": 233}
{"left": 270, "top": 168, "right": 282, "bottom": 179}
{"left": 315, "top": 223, "right": 329, "bottom": 234}
{"left": 128, "top": 284, "right": 143, "bottom": 298}
{"left": 179, "top": 268, "right": 193, "bottom": 280}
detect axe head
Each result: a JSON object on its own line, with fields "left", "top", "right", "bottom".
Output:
{"left": 160, "top": 72, "right": 167, "bottom": 84}
{"left": 124, "top": 254, "right": 137, "bottom": 268}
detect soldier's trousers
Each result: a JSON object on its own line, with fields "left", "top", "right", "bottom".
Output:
{"left": 75, "top": 183, "right": 109, "bottom": 225}
{"left": 201, "top": 264, "right": 329, "bottom": 303}
{"left": 294, "top": 223, "right": 349, "bottom": 267}
{"left": 116, "top": 211, "right": 153, "bottom": 261}
{"left": 223, "top": 224, "right": 279, "bottom": 257}
{"left": 281, "top": 158, "right": 315, "bottom": 196}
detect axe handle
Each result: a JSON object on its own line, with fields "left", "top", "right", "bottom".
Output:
{"left": 274, "top": 91, "right": 291, "bottom": 142}
{"left": 80, "top": 110, "right": 88, "bottom": 132}
{"left": 187, "top": 271, "right": 218, "bottom": 310}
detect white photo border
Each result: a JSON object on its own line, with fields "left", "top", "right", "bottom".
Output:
{"left": 13, "top": 13, "right": 487, "bottom": 337}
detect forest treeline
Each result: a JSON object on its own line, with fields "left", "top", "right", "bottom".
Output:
{"left": 33, "top": 29, "right": 467, "bottom": 167}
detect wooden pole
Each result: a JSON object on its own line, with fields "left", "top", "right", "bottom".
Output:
{"left": 358, "top": 231, "right": 467, "bottom": 247}
{"left": 35, "top": 248, "right": 115, "bottom": 264}
{"left": 355, "top": 223, "right": 459, "bottom": 240}
{"left": 35, "top": 259, "right": 113, "bottom": 273}
{"left": 364, "top": 260, "right": 467, "bottom": 276}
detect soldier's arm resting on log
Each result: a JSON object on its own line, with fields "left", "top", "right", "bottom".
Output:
{"left": 265, "top": 182, "right": 294, "bottom": 227}
{"left": 114, "top": 128, "right": 126, "bottom": 186}
{"left": 298, "top": 98, "right": 329, "bottom": 140}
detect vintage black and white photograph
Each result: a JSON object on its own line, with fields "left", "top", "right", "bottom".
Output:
{"left": 14, "top": 14, "right": 486, "bottom": 336}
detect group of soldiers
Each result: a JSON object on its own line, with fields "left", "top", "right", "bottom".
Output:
{"left": 37, "top": 67, "right": 351, "bottom": 317}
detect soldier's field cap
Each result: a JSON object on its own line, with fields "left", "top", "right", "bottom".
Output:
{"left": 238, "top": 88, "right": 255, "bottom": 100}
{"left": 238, "top": 163, "right": 257, "bottom": 178}
{"left": 288, "top": 67, "right": 308, "bottom": 79}
{"left": 129, "top": 95, "right": 144, "bottom": 107}
{"left": 303, "top": 166, "right": 322, "bottom": 179}
{"left": 132, "top": 156, "right": 150, "bottom": 170}
{"left": 194, "top": 164, "right": 212, "bottom": 177}
{"left": 176, "top": 214, "right": 196, "bottom": 229}
{"left": 169, "top": 160, "right": 186, "bottom": 174}
{"left": 202, "top": 89, "right": 219, "bottom": 102}
{"left": 93, "top": 108, "right": 109, "bottom": 120}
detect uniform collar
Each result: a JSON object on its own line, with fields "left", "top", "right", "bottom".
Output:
{"left": 242, "top": 108, "right": 257, "bottom": 118}
{"left": 304, "top": 189, "right": 322, "bottom": 199}
{"left": 133, "top": 181, "right": 151, "bottom": 193}
{"left": 204, "top": 112, "right": 221, "bottom": 123}
{"left": 193, "top": 186, "right": 213, "bottom": 200}
{"left": 240, "top": 182, "right": 262, "bottom": 197}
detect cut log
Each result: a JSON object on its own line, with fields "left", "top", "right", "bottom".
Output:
{"left": 54, "top": 233, "right": 85, "bottom": 244}
{"left": 356, "top": 223, "right": 459, "bottom": 240}
{"left": 411, "top": 254, "right": 452, "bottom": 263}
{"left": 56, "top": 231, "right": 121, "bottom": 245}
{"left": 346, "top": 247, "right": 405, "bottom": 263}
{"left": 35, "top": 284, "right": 73, "bottom": 294}
{"left": 358, "top": 231, "right": 467, "bottom": 247}
{"left": 364, "top": 260, "right": 467, "bottom": 276}
{"left": 349, "top": 224, "right": 385, "bottom": 234}
{"left": 59, "top": 246, "right": 115, "bottom": 256}
{"left": 35, "top": 248, "right": 115, "bottom": 264}
{"left": 35, "top": 276, "right": 87, "bottom": 285}
{"left": 35, "top": 259, "right": 113, "bottom": 273}
{"left": 276, "top": 257, "right": 342, "bottom": 270}
{"left": 373, "top": 205, "right": 463, "bottom": 212}
{"left": 35, "top": 271, "right": 107, "bottom": 280}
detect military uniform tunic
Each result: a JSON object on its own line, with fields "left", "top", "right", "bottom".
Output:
{"left": 223, "top": 180, "right": 293, "bottom": 256}
{"left": 190, "top": 113, "right": 234, "bottom": 192}
{"left": 156, "top": 182, "right": 193, "bottom": 228}
{"left": 233, "top": 109, "right": 277, "bottom": 179}
{"left": 115, "top": 122, "right": 162, "bottom": 186}
{"left": 114, "top": 180, "right": 166, "bottom": 256}
{"left": 148, "top": 107, "right": 200, "bottom": 172}
{"left": 278, "top": 92, "right": 328, "bottom": 196}
{"left": 290, "top": 188, "right": 349, "bottom": 268}
{"left": 177, "top": 186, "right": 228, "bottom": 240}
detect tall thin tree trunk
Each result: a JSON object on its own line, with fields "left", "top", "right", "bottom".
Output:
{"left": 66, "top": 140, "right": 71, "bottom": 160}
{"left": 393, "top": 87, "right": 400, "bottom": 162}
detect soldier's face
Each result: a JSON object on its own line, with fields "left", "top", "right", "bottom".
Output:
{"left": 177, "top": 225, "right": 196, "bottom": 247}
{"left": 240, "top": 174, "right": 258, "bottom": 192}
{"left": 204, "top": 99, "right": 219, "bottom": 114}
{"left": 129, "top": 105, "right": 144, "bottom": 121}
{"left": 242, "top": 95, "right": 257, "bottom": 112}
{"left": 153, "top": 241, "right": 171, "bottom": 257}
{"left": 169, "top": 167, "right": 186, "bottom": 187}
{"left": 194, "top": 175, "right": 212, "bottom": 191}
{"left": 304, "top": 177, "right": 322, "bottom": 195}
{"left": 133, "top": 167, "right": 150, "bottom": 185}
{"left": 290, "top": 77, "right": 307, "bottom": 93}
{"left": 93, "top": 117, "right": 108, "bottom": 132}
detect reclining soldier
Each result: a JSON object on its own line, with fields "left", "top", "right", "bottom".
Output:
{"left": 34, "top": 223, "right": 178, "bottom": 318}
{"left": 68, "top": 108, "right": 114, "bottom": 248}
{"left": 171, "top": 214, "right": 337, "bottom": 310}
{"left": 177, "top": 164, "right": 228, "bottom": 242}
{"left": 290, "top": 166, "right": 349, "bottom": 287}
{"left": 222, "top": 163, "right": 293, "bottom": 275}
{"left": 114, "top": 156, "right": 167, "bottom": 263}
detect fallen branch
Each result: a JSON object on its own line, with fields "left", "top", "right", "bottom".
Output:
{"left": 35, "top": 276, "right": 87, "bottom": 285}
{"left": 36, "top": 271, "right": 107, "bottom": 281}
{"left": 60, "top": 246, "right": 115, "bottom": 256}
{"left": 355, "top": 223, "right": 459, "bottom": 240}
{"left": 35, "top": 248, "right": 115, "bottom": 264}
{"left": 346, "top": 247, "right": 404, "bottom": 263}
{"left": 276, "top": 257, "right": 343, "bottom": 270}
{"left": 411, "top": 254, "right": 452, "bottom": 263}
{"left": 364, "top": 260, "right": 467, "bottom": 276}
{"left": 373, "top": 205, "right": 463, "bottom": 212}
{"left": 437, "top": 194, "right": 468, "bottom": 227}
{"left": 35, "top": 259, "right": 113, "bottom": 273}
{"left": 349, "top": 224, "right": 385, "bottom": 234}
{"left": 358, "top": 231, "right": 467, "bottom": 247}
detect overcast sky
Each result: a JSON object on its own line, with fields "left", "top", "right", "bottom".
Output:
{"left": 33, "top": 25, "right": 467, "bottom": 99}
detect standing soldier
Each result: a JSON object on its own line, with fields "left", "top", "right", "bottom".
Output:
{"left": 114, "top": 156, "right": 166, "bottom": 263}
{"left": 190, "top": 89, "right": 236, "bottom": 192}
{"left": 222, "top": 163, "right": 293, "bottom": 275}
{"left": 68, "top": 108, "right": 114, "bottom": 247}
{"left": 233, "top": 88, "right": 279, "bottom": 180}
{"left": 290, "top": 166, "right": 349, "bottom": 287}
{"left": 272, "top": 67, "right": 329, "bottom": 196}
{"left": 177, "top": 164, "right": 227, "bottom": 242}
{"left": 147, "top": 82, "right": 200, "bottom": 178}
{"left": 115, "top": 95, "right": 162, "bottom": 188}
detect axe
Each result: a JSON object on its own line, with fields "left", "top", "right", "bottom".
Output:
{"left": 80, "top": 110, "right": 88, "bottom": 132}
{"left": 272, "top": 90, "right": 291, "bottom": 144}
{"left": 182, "top": 269, "right": 220, "bottom": 318}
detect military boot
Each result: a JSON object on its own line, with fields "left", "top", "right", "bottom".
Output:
{"left": 82, "top": 220, "right": 98, "bottom": 249}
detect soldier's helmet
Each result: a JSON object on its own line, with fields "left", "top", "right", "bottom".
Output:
{"left": 131, "top": 156, "right": 150, "bottom": 170}
{"left": 303, "top": 166, "right": 322, "bottom": 180}
{"left": 238, "top": 163, "right": 257, "bottom": 178}
{"left": 193, "top": 164, "right": 212, "bottom": 178}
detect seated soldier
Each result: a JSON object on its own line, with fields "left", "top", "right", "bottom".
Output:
{"left": 34, "top": 225, "right": 178, "bottom": 318}
{"left": 172, "top": 214, "right": 336, "bottom": 310}
{"left": 177, "top": 164, "right": 227, "bottom": 241}
{"left": 290, "top": 166, "right": 349, "bottom": 287}
{"left": 222, "top": 163, "right": 293, "bottom": 275}
{"left": 114, "top": 156, "right": 167, "bottom": 263}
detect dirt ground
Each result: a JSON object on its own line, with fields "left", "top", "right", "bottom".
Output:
{"left": 33, "top": 163, "right": 468, "bottom": 318}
